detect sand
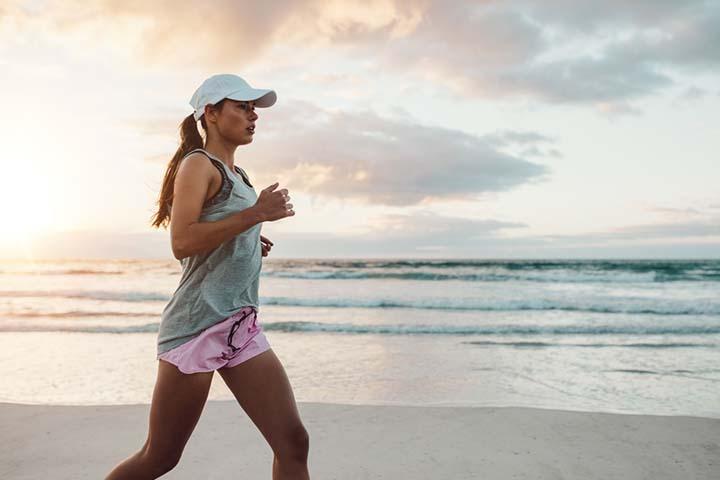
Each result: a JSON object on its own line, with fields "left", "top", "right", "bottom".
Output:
{"left": 1, "top": 401, "right": 718, "bottom": 479}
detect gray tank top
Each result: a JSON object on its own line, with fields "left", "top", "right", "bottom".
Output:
{"left": 157, "top": 148, "right": 262, "bottom": 356}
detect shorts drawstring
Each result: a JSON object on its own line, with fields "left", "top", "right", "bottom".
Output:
{"left": 227, "top": 308, "right": 257, "bottom": 353}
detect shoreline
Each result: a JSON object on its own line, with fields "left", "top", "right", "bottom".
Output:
{"left": 2, "top": 399, "right": 719, "bottom": 420}
{"left": 2, "top": 400, "right": 718, "bottom": 479}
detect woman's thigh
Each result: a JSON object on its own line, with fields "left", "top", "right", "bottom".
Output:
{"left": 217, "top": 349, "right": 307, "bottom": 453}
{"left": 144, "top": 359, "right": 215, "bottom": 463}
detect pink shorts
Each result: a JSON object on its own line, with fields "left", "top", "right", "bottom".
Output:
{"left": 157, "top": 306, "right": 271, "bottom": 374}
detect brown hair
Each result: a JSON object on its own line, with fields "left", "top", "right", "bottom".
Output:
{"left": 149, "top": 99, "right": 227, "bottom": 229}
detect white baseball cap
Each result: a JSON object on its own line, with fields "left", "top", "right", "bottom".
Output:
{"left": 190, "top": 74, "right": 277, "bottom": 121}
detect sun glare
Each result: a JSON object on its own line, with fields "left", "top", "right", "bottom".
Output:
{"left": 0, "top": 155, "right": 55, "bottom": 249}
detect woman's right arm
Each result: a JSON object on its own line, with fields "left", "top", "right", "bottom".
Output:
{"left": 170, "top": 154, "right": 292, "bottom": 260}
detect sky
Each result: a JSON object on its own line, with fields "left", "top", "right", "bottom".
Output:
{"left": 1, "top": 0, "right": 719, "bottom": 260}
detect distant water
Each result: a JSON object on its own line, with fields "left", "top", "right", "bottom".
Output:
{"left": 1, "top": 258, "right": 719, "bottom": 417}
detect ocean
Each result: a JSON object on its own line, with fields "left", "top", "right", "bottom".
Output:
{"left": 1, "top": 258, "right": 718, "bottom": 417}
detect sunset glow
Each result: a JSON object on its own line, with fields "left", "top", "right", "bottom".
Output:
{"left": 1, "top": 1, "right": 718, "bottom": 259}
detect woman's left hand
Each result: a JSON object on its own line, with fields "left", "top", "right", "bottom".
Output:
{"left": 260, "top": 234, "right": 274, "bottom": 257}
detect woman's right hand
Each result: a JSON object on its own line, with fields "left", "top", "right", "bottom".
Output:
{"left": 253, "top": 182, "right": 295, "bottom": 222}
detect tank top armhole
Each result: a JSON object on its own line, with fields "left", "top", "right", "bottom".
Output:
{"left": 235, "top": 166, "right": 253, "bottom": 188}
{"left": 205, "top": 161, "right": 231, "bottom": 206}
{"left": 182, "top": 147, "right": 252, "bottom": 190}
{"left": 183, "top": 149, "right": 233, "bottom": 208}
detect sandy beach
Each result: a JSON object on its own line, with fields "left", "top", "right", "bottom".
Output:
{"left": 2, "top": 400, "right": 718, "bottom": 479}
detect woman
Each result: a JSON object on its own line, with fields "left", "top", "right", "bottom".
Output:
{"left": 105, "top": 74, "right": 309, "bottom": 480}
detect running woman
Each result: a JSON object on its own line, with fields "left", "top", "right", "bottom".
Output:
{"left": 105, "top": 74, "right": 309, "bottom": 480}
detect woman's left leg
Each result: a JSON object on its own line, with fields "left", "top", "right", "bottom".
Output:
{"left": 217, "top": 348, "right": 310, "bottom": 480}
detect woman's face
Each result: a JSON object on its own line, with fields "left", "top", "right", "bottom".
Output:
{"left": 212, "top": 99, "right": 259, "bottom": 145}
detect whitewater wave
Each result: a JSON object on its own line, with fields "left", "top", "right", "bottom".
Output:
{"left": 260, "top": 296, "right": 720, "bottom": 315}
{"left": 3, "top": 321, "right": 720, "bottom": 337}
{"left": 2, "top": 290, "right": 718, "bottom": 315}
{"left": 260, "top": 321, "right": 720, "bottom": 336}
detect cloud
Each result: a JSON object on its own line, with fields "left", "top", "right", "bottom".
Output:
{"left": 497, "top": 56, "right": 672, "bottom": 105}
{"left": 677, "top": 86, "right": 708, "bottom": 102}
{"left": 518, "top": 0, "right": 709, "bottom": 32}
{"left": 373, "top": 207, "right": 720, "bottom": 247}
{"left": 364, "top": 210, "right": 526, "bottom": 238}
{"left": 536, "top": 217, "right": 720, "bottom": 243}
{"left": 241, "top": 100, "right": 552, "bottom": 206}
{"left": 360, "top": 1, "right": 719, "bottom": 105}
{"left": 594, "top": 101, "right": 643, "bottom": 116}
{"left": 8, "top": 211, "right": 718, "bottom": 260}
{"left": 482, "top": 130, "right": 555, "bottom": 148}
{"left": 608, "top": 220, "right": 720, "bottom": 240}
{"left": 649, "top": 206, "right": 705, "bottom": 217}
{"left": 344, "top": 210, "right": 720, "bottom": 257}
{"left": 340, "top": 1, "right": 719, "bottom": 105}
{"left": 1, "top": 0, "right": 307, "bottom": 69}
{"left": 301, "top": 1, "right": 719, "bottom": 107}
{"left": 134, "top": 100, "right": 552, "bottom": 206}
{"left": 6, "top": 0, "right": 718, "bottom": 106}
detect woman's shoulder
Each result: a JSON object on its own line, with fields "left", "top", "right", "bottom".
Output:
{"left": 181, "top": 148, "right": 218, "bottom": 165}
{"left": 179, "top": 150, "right": 229, "bottom": 180}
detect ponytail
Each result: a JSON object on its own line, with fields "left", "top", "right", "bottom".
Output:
{"left": 150, "top": 99, "right": 228, "bottom": 228}
{"left": 149, "top": 114, "right": 205, "bottom": 229}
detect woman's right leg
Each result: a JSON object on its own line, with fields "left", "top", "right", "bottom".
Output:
{"left": 104, "top": 359, "right": 214, "bottom": 480}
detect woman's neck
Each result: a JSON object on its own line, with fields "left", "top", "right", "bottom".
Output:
{"left": 203, "top": 142, "right": 237, "bottom": 170}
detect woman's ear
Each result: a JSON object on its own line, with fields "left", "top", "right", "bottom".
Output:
{"left": 203, "top": 104, "right": 214, "bottom": 122}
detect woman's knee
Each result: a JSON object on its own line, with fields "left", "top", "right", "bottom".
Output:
{"left": 275, "top": 424, "right": 310, "bottom": 462}
{"left": 141, "top": 444, "right": 184, "bottom": 475}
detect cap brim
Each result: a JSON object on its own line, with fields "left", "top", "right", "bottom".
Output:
{"left": 226, "top": 88, "right": 277, "bottom": 108}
